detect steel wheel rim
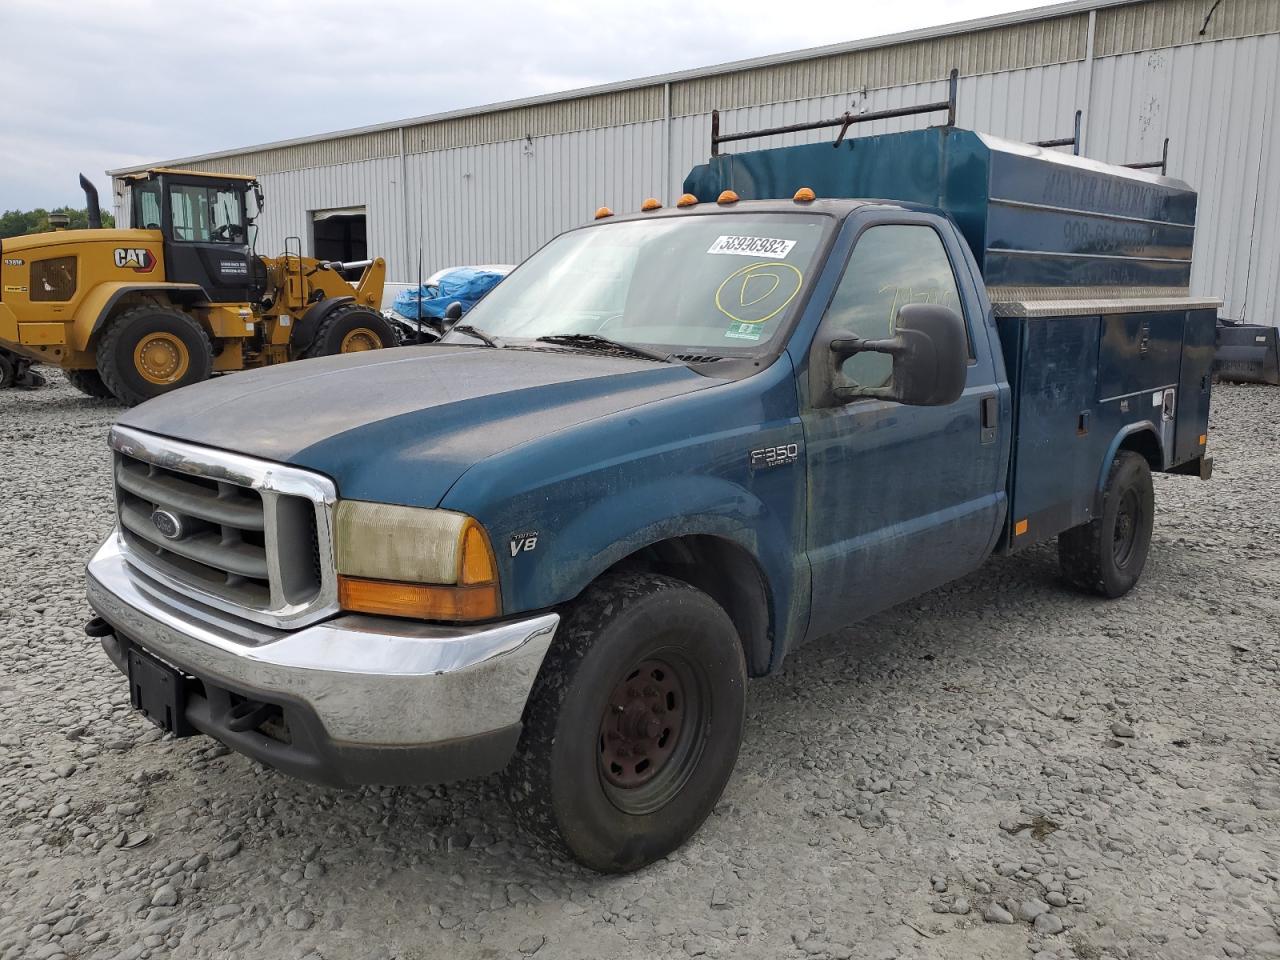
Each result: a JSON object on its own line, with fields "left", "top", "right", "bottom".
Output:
{"left": 340, "top": 327, "right": 381, "bottom": 352}
{"left": 133, "top": 332, "right": 189, "bottom": 385}
{"left": 1113, "top": 488, "right": 1142, "bottom": 567}
{"left": 598, "top": 652, "right": 708, "bottom": 815}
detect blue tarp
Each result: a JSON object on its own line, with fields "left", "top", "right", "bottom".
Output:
{"left": 393, "top": 267, "right": 508, "bottom": 320}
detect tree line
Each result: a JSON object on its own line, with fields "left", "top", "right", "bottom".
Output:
{"left": 0, "top": 207, "right": 115, "bottom": 239}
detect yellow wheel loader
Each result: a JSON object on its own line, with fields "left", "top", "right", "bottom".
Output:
{"left": 0, "top": 170, "right": 393, "bottom": 405}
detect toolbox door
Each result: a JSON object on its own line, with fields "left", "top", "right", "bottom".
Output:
{"left": 1173, "top": 308, "right": 1216, "bottom": 464}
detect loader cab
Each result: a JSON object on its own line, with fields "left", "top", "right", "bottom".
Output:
{"left": 128, "top": 169, "right": 262, "bottom": 303}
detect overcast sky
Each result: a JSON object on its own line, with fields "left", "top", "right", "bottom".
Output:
{"left": 1, "top": 0, "right": 1051, "bottom": 210}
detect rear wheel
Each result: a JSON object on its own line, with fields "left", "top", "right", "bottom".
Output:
{"left": 1058, "top": 451, "right": 1154, "bottom": 598}
{"left": 503, "top": 573, "right": 747, "bottom": 873}
{"left": 96, "top": 306, "right": 213, "bottom": 406}
{"left": 65, "top": 369, "right": 114, "bottom": 399}
{"left": 301, "top": 304, "right": 398, "bottom": 358}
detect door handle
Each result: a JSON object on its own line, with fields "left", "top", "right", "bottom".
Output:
{"left": 980, "top": 394, "right": 998, "bottom": 444}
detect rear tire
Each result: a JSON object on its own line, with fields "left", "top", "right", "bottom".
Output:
{"left": 96, "top": 305, "right": 213, "bottom": 406}
{"left": 301, "top": 303, "right": 398, "bottom": 358}
{"left": 1058, "top": 450, "right": 1154, "bottom": 598}
{"left": 65, "top": 369, "right": 115, "bottom": 399}
{"left": 503, "top": 573, "right": 747, "bottom": 873}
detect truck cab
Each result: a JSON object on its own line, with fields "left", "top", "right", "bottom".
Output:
{"left": 84, "top": 127, "right": 1215, "bottom": 874}
{"left": 120, "top": 168, "right": 263, "bottom": 303}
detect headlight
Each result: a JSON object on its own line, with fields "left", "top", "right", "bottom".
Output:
{"left": 333, "top": 501, "right": 500, "bottom": 621}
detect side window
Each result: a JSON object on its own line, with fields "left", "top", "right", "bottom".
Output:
{"left": 134, "top": 181, "right": 163, "bottom": 230}
{"left": 824, "top": 224, "right": 965, "bottom": 388}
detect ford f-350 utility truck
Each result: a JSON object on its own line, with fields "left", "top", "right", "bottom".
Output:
{"left": 85, "top": 125, "right": 1215, "bottom": 872}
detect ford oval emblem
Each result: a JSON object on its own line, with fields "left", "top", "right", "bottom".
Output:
{"left": 150, "top": 509, "right": 184, "bottom": 540}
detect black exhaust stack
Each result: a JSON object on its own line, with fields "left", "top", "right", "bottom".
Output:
{"left": 79, "top": 174, "right": 102, "bottom": 229}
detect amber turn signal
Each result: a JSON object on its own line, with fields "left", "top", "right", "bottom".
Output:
{"left": 793, "top": 187, "right": 816, "bottom": 202}
{"left": 594, "top": 206, "right": 614, "bottom": 220}
{"left": 717, "top": 190, "right": 739, "bottom": 205}
{"left": 676, "top": 193, "right": 698, "bottom": 208}
{"left": 640, "top": 197, "right": 662, "bottom": 211}
{"left": 338, "top": 576, "right": 501, "bottom": 621}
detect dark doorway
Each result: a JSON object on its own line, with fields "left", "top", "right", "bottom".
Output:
{"left": 312, "top": 207, "right": 367, "bottom": 266}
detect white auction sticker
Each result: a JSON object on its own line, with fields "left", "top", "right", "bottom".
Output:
{"left": 707, "top": 235, "right": 797, "bottom": 258}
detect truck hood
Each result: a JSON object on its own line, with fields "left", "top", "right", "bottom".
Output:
{"left": 118, "top": 345, "right": 721, "bottom": 507}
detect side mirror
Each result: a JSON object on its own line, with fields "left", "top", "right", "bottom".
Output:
{"left": 823, "top": 303, "right": 967, "bottom": 407}
{"left": 443, "top": 301, "right": 464, "bottom": 323}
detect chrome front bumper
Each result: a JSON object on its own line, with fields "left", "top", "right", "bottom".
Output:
{"left": 86, "top": 535, "right": 558, "bottom": 784}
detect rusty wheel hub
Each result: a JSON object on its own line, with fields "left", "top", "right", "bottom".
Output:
{"left": 598, "top": 659, "right": 685, "bottom": 789}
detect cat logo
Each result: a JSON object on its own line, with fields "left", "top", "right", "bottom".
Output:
{"left": 113, "top": 248, "right": 156, "bottom": 273}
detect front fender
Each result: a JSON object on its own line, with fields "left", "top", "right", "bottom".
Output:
{"left": 74, "top": 282, "right": 207, "bottom": 351}
{"left": 441, "top": 359, "right": 811, "bottom": 666}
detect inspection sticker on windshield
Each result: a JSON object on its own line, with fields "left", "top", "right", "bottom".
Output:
{"left": 707, "top": 235, "right": 797, "bottom": 258}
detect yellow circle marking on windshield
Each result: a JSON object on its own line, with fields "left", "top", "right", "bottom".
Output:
{"left": 715, "top": 261, "right": 803, "bottom": 325}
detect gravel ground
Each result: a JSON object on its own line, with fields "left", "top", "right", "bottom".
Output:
{"left": 1, "top": 371, "right": 1278, "bottom": 960}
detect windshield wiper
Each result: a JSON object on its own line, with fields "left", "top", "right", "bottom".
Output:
{"left": 448, "top": 324, "right": 502, "bottom": 348}
{"left": 534, "top": 334, "right": 673, "bottom": 363}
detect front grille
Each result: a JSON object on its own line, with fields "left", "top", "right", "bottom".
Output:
{"left": 110, "top": 426, "right": 338, "bottom": 628}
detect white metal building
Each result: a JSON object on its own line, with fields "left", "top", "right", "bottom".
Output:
{"left": 111, "top": 0, "right": 1280, "bottom": 323}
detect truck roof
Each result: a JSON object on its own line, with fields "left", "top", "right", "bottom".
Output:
{"left": 597, "top": 197, "right": 919, "bottom": 224}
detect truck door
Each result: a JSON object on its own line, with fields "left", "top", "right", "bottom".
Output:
{"left": 801, "top": 216, "right": 1005, "bottom": 639}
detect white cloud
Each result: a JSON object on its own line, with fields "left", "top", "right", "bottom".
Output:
{"left": 0, "top": 0, "right": 1046, "bottom": 209}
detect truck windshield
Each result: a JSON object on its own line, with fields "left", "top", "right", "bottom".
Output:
{"left": 455, "top": 213, "right": 830, "bottom": 355}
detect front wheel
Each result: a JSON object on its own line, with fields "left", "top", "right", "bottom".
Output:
{"left": 503, "top": 573, "right": 747, "bottom": 872}
{"left": 301, "top": 304, "right": 398, "bottom": 358}
{"left": 1058, "top": 450, "right": 1154, "bottom": 597}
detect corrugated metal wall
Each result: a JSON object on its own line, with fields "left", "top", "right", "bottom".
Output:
{"left": 114, "top": 0, "right": 1280, "bottom": 324}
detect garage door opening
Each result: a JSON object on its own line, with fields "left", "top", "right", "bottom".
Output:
{"left": 312, "top": 207, "right": 367, "bottom": 269}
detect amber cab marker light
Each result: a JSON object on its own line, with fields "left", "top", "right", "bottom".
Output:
{"left": 640, "top": 197, "right": 662, "bottom": 211}
{"left": 1014, "top": 518, "right": 1029, "bottom": 536}
{"left": 793, "top": 186, "right": 816, "bottom": 202}
{"left": 717, "top": 190, "right": 739, "bottom": 205}
{"left": 676, "top": 193, "right": 698, "bottom": 208}
{"left": 594, "top": 206, "right": 614, "bottom": 220}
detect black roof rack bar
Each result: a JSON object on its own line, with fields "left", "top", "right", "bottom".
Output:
{"left": 1123, "top": 137, "right": 1170, "bottom": 176}
{"left": 1032, "top": 110, "right": 1083, "bottom": 155}
{"left": 710, "top": 68, "right": 959, "bottom": 157}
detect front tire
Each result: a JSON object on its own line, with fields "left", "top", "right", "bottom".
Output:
{"left": 503, "top": 573, "right": 747, "bottom": 873}
{"left": 1058, "top": 450, "right": 1154, "bottom": 598}
{"left": 301, "top": 303, "right": 398, "bottom": 358}
{"left": 96, "top": 306, "right": 213, "bottom": 406}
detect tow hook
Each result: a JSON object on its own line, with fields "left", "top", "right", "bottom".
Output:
{"left": 84, "top": 616, "right": 113, "bottom": 638}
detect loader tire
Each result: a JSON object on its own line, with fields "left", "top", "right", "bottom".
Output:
{"left": 1058, "top": 451, "right": 1154, "bottom": 598}
{"left": 96, "top": 306, "right": 213, "bottom": 406}
{"left": 65, "top": 369, "right": 115, "bottom": 399}
{"left": 302, "top": 304, "right": 398, "bottom": 358}
{"left": 0, "top": 352, "right": 14, "bottom": 389}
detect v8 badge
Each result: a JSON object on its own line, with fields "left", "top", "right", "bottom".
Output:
{"left": 509, "top": 531, "right": 539, "bottom": 557}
